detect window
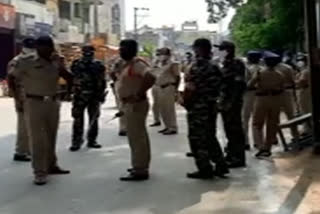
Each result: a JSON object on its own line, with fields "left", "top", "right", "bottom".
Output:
{"left": 74, "top": 2, "right": 81, "bottom": 18}
{"left": 59, "top": 0, "right": 71, "bottom": 20}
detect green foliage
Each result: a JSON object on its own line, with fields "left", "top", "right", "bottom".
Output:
{"left": 205, "top": 0, "right": 244, "bottom": 23}
{"left": 230, "top": 0, "right": 304, "bottom": 54}
{"left": 139, "top": 43, "right": 156, "bottom": 58}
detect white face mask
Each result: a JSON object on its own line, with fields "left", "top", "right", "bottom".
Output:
{"left": 220, "top": 50, "right": 228, "bottom": 59}
{"left": 22, "top": 47, "right": 35, "bottom": 55}
{"left": 159, "top": 55, "right": 169, "bottom": 62}
{"left": 296, "top": 61, "right": 306, "bottom": 69}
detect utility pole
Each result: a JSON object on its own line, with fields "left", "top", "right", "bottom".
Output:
{"left": 133, "top": 7, "right": 149, "bottom": 41}
{"left": 94, "top": 0, "right": 99, "bottom": 37}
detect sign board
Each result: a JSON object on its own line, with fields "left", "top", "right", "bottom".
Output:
{"left": 0, "top": 3, "right": 15, "bottom": 29}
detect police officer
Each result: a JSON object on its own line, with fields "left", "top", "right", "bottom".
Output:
{"left": 215, "top": 41, "right": 246, "bottom": 168}
{"left": 7, "top": 37, "right": 36, "bottom": 162}
{"left": 70, "top": 45, "right": 106, "bottom": 151}
{"left": 116, "top": 40, "right": 156, "bottom": 181}
{"left": 110, "top": 57, "right": 128, "bottom": 136}
{"left": 277, "top": 60, "right": 300, "bottom": 141}
{"left": 183, "top": 38, "right": 228, "bottom": 179}
{"left": 249, "top": 52, "right": 285, "bottom": 157}
{"left": 150, "top": 49, "right": 162, "bottom": 127}
{"left": 296, "top": 53, "right": 312, "bottom": 133}
{"left": 242, "top": 51, "right": 263, "bottom": 150}
{"left": 156, "top": 48, "right": 180, "bottom": 135}
{"left": 8, "top": 36, "right": 72, "bottom": 185}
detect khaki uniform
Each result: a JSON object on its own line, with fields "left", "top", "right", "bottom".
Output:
{"left": 116, "top": 58, "right": 152, "bottom": 172}
{"left": 112, "top": 59, "right": 127, "bottom": 133}
{"left": 242, "top": 64, "right": 261, "bottom": 146}
{"left": 251, "top": 67, "right": 285, "bottom": 150}
{"left": 150, "top": 66, "right": 162, "bottom": 124}
{"left": 11, "top": 56, "right": 61, "bottom": 176}
{"left": 8, "top": 54, "right": 35, "bottom": 156}
{"left": 156, "top": 61, "right": 180, "bottom": 132}
{"left": 277, "top": 63, "right": 299, "bottom": 139}
{"left": 296, "top": 68, "right": 312, "bottom": 132}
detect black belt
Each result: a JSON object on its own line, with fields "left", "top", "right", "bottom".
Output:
{"left": 26, "top": 94, "right": 57, "bottom": 101}
{"left": 247, "top": 87, "right": 257, "bottom": 91}
{"left": 285, "top": 86, "right": 294, "bottom": 90}
{"left": 160, "top": 83, "right": 176, "bottom": 89}
{"left": 256, "top": 90, "right": 283, "bottom": 96}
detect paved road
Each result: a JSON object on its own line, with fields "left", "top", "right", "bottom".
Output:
{"left": 0, "top": 97, "right": 319, "bottom": 214}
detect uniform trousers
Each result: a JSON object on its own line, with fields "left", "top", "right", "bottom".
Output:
{"left": 25, "top": 98, "right": 60, "bottom": 176}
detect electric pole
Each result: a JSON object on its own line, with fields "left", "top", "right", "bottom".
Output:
{"left": 133, "top": 7, "right": 149, "bottom": 41}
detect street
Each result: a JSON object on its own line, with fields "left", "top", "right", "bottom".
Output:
{"left": 0, "top": 96, "right": 319, "bottom": 214}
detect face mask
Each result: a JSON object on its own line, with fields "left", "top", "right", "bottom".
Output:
{"left": 220, "top": 50, "right": 228, "bottom": 59}
{"left": 159, "top": 55, "right": 169, "bottom": 62}
{"left": 296, "top": 61, "right": 306, "bottom": 69}
{"left": 22, "top": 47, "right": 35, "bottom": 55}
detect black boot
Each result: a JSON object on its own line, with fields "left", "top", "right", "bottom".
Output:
{"left": 214, "top": 162, "right": 230, "bottom": 178}
{"left": 186, "top": 171, "right": 214, "bottom": 180}
{"left": 69, "top": 145, "right": 81, "bottom": 152}
{"left": 13, "top": 154, "right": 31, "bottom": 162}
{"left": 87, "top": 142, "right": 102, "bottom": 149}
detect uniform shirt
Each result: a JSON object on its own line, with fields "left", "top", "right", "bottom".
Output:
{"left": 184, "top": 58, "right": 222, "bottom": 106}
{"left": 276, "top": 63, "right": 296, "bottom": 88}
{"left": 296, "top": 68, "right": 310, "bottom": 89}
{"left": 245, "top": 64, "right": 261, "bottom": 84}
{"left": 156, "top": 60, "right": 180, "bottom": 86}
{"left": 250, "top": 67, "right": 285, "bottom": 92}
{"left": 10, "top": 56, "right": 60, "bottom": 96}
{"left": 116, "top": 57, "right": 150, "bottom": 99}
{"left": 220, "top": 57, "right": 246, "bottom": 104}
{"left": 71, "top": 58, "right": 106, "bottom": 97}
{"left": 8, "top": 53, "right": 37, "bottom": 99}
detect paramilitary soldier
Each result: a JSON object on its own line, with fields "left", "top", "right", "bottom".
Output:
{"left": 183, "top": 38, "right": 229, "bottom": 180}
{"left": 70, "top": 45, "right": 107, "bottom": 152}
{"left": 215, "top": 41, "right": 247, "bottom": 168}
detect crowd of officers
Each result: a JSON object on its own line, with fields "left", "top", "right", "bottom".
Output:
{"left": 6, "top": 35, "right": 311, "bottom": 185}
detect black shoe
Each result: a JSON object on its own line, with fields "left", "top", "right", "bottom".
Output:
{"left": 48, "top": 166, "right": 71, "bottom": 175}
{"left": 186, "top": 152, "right": 195, "bottom": 158}
{"left": 87, "top": 143, "right": 102, "bottom": 149}
{"left": 214, "top": 163, "right": 230, "bottom": 178}
{"left": 13, "top": 154, "right": 31, "bottom": 162}
{"left": 119, "top": 131, "right": 127, "bottom": 136}
{"left": 34, "top": 175, "right": 47, "bottom": 186}
{"left": 186, "top": 171, "right": 214, "bottom": 180}
{"left": 69, "top": 145, "right": 81, "bottom": 152}
{"left": 158, "top": 128, "right": 168, "bottom": 133}
{"left": 150, "top": 122, "right": 161, "bottom": 127}
{"left": 227, "top": 159, "right": 246, "bottom": 168}
{"left": 162, "top": 130, "right": 178, "bottom": 135}
{"left": 120, "top": 173, "right": 149, "bottom": 181}
{"left": 255, "top": 150, "right": 272, "bottom": 158}
{"left": 245, "top": 144, "right": 251, "bottom": 151}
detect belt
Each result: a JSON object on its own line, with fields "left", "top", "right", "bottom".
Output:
{"left": 121, "top": 94, "right": 147, "bottom": 103}
{"left": 256, "top": 90, "right": 283, "bottom": 96}
{"left": 160, "top": 83, "right": 176, "bottom": 89}
{"left": 26, "top": 94, "right": 57, "bottom": 101}
{"left": 247, "top": 87, "right": 257, "bottom": 91}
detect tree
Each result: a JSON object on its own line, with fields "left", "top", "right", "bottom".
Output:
{"left": 205, "top": 0, "right": 244, "bottom": 23}
{"left": 229, "top": 0, "right": 304, "bottom": 54}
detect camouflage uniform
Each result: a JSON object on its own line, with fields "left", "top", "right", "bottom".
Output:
{"left": 185, "top": 58, "right": 226, "bottom": 173}
{"left": 71, "top": 56, "right": 106, "bottom": 147}
{"left": 219, "top": 57, "right": 246, "bottom": 165}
